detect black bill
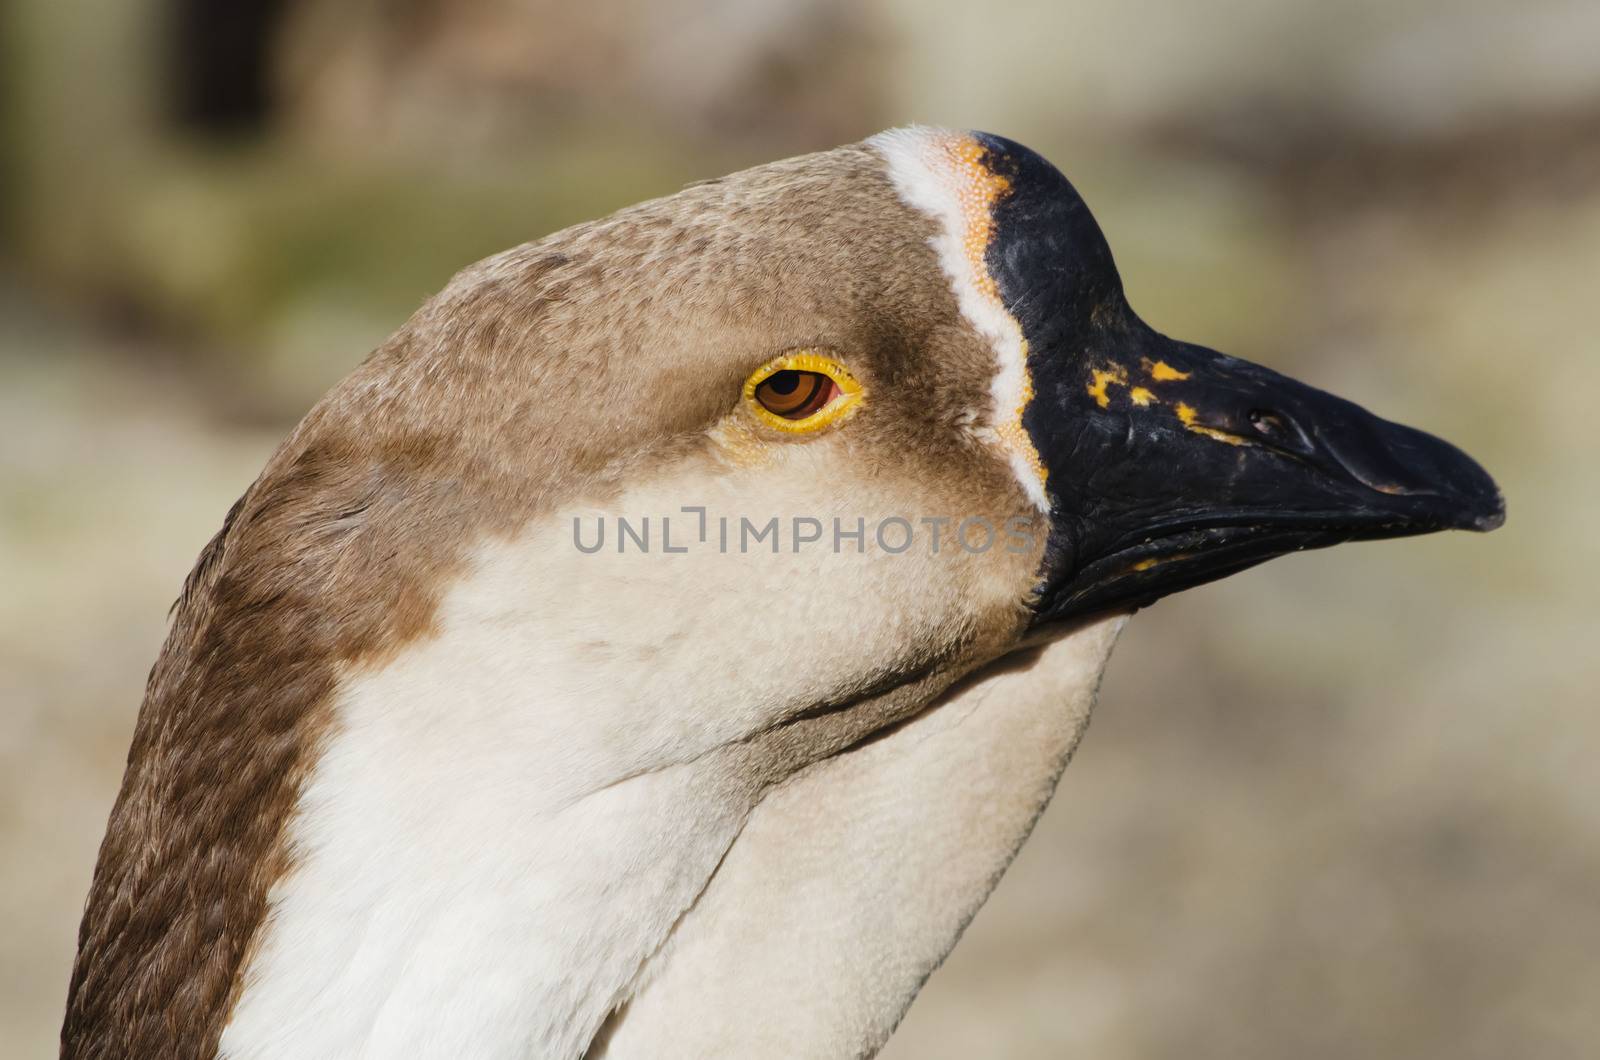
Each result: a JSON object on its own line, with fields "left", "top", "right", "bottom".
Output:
{"left": 971, "top": 132, "right": 1505, "bottom": 625}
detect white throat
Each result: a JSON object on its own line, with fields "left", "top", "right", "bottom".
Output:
{"left": 594, "top": 615, "right": 1126, "bottom": 1059}
{"left": 220, "top": 552, "right": 1123, "bottom": 1060}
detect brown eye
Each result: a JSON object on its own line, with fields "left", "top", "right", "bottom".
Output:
{"left": 754, "top": 370, "right": 838, "bottom": 420}
{"left": 742, "top": 351, "right": 863, "bottom": 434}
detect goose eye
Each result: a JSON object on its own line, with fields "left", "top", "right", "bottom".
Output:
{"left": 755, "top": 370, "right": 837, "bottom": 419}
{"left": 742, "top": 351, "right": 864, "bottom": 434}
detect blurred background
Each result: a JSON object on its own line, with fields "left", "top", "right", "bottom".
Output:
{"left": 2, "top": 0, "right": 1596, "bottom": 1056}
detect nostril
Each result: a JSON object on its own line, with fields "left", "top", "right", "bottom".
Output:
{"left": 1247, "top": 409, "right": 1290, "bottom": 438}
{"left": 1246, "top": 408, "right": 1315, "bottom": 456}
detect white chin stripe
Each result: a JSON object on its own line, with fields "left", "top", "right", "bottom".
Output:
{"left": 870, "top": 126, "right": 1050, "bottom": 513}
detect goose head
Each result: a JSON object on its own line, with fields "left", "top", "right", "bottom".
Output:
{"left": 64, "top": 127, "right": 1501, "bottom": 1060}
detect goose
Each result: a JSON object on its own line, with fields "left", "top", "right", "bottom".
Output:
{"left": 62, "top": 127, "right": 1503, "bottom": 1060}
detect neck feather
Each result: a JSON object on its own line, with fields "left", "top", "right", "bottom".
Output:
{"left": 222, "top": 617, "right": 1123, "bottom": 1060}
{"left": 598, "top": 618, "right": 1128, "bottom": 1058}
{"left": 217, "top": 533, "right": 1062, "bottom": 1060}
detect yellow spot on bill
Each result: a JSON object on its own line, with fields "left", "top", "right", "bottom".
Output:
{"left": 1174, "top": 401, "right": 1246, "bottom": 445}
{"left": 1087, "top": 364, "right": 1129, "bottom": 408}
{"left": 1130, "top": 552, "right": 1192, "bottom": 574}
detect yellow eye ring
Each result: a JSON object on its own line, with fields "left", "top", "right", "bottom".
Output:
{"left": 742, "top": 351, "right": 864, "bottom": 434}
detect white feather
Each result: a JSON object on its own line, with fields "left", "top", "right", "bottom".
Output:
{"left": 869, "top": 127, "right": 1050, "bottom": 513}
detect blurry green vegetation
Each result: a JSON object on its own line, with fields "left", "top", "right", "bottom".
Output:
{"left": 33, "top": 135, "right": 725, "bottom": 410}
{"left": 4, "top": 0, "right": 762, "bottom": 412}
{"left": 0, "top": 10, "right": 20, "bottom": 244}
